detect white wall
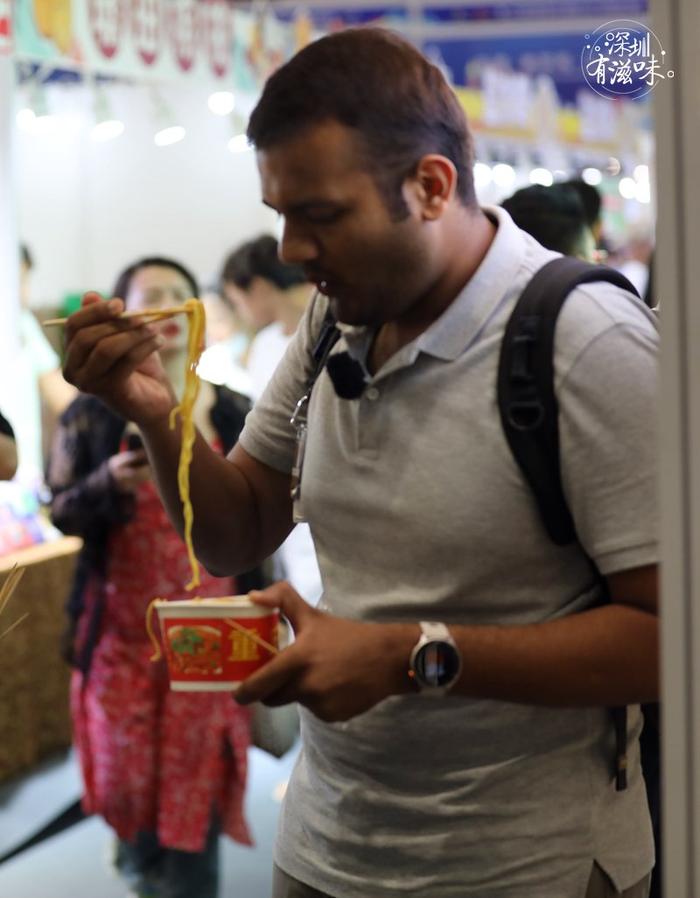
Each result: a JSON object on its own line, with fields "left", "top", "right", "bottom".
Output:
{"left": 16, "top": 80, "right": 278, "bottom": 306}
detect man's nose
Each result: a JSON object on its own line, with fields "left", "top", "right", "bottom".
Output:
{"left": 279, "top": 222, "right": 319, "bottom": 265}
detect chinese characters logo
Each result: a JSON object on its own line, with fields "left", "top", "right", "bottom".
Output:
{"left": 581, "top": 19, "right": 674, "bottom": 100}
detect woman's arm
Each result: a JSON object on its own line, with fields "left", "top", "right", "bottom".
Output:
{"left": 47, "top": 404, "right": 135, "bottom": 538}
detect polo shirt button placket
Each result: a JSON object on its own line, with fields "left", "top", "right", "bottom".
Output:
{"left": 358, "top": 385, "right": 381, "bottom": 455}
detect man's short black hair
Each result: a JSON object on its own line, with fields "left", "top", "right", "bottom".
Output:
{"left": 563, "top": 179, "right": 602, "bottom": 229}
{"left": 221, "top": 235, "right": 307, "bottom": 292}
{"left": 501, "top": 184, "right": 591, "bottom": 258}
{"left": 247, "top": 27, "right": 476, "bottom": 219}
{"left": 20, "top": 243, "right": 33, "bottom": 270}
{"left": 111, "top": 257, "right": 199, "bottom": 303}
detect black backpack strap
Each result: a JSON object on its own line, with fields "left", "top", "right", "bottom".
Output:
{"left": 497, "top": 256, "right": 639, "bottom": 792}
{"left": 308, "top": 305, "right": 341, "bottom": 396}
{"left": 497, "top": 256, "right": 638, "bottom": 546}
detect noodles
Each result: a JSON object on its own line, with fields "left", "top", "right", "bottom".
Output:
{"left": 146, "top": 598, "right": 165, "bottom": 660}
{"left": 146, "top": 300, "right": 205, "bottom": 663}
{"left": 168, "top": 298, "right": 206, "bottom": 590}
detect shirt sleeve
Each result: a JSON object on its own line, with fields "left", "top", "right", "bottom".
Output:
{"left": 238, "top": 292, "right": 328, "bottom": 474}
{"left": 558, "top": 319, "right": 659, "bottom": 575}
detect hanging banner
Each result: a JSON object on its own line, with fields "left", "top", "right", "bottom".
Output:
{"left": 12, "top": 0, "right": 304, "bottom": 85}
{"left": 0, "top": 0, "right": 12, "bottom": 54}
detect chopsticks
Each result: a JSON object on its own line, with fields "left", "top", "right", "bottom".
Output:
{"left": 0, "top": 564, "right": 28, "bottom": 641}
{"left": 43, "top": 306, "right": 191, "bottom": 327}
{"left": 225, "top": 618, "right": 279, "bottom": 655}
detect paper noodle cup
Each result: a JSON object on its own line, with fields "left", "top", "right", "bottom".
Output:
{"left": 153, "top": 596, "right": 279, "bottom": 691}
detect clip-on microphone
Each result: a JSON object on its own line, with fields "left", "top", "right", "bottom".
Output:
{"left": 326, "top": 351, "right": 367, "bottom": 399}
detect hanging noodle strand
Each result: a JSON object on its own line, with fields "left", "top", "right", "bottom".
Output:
{"left": 168, "top": 298, "right": 206, "bottom": 591}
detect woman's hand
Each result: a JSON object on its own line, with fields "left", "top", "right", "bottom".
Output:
{"left": 107, "top": 449, "right": 151, "bottom": 493}
{"left": 63, "top": 293, "right": 177, "bottom": 426}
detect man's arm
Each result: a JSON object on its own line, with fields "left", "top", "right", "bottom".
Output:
{"left": 62, "top": 294, "right": 295, "bottom": 575}
{"left": 234, "top": 563, "right": 658, "bottom": 722}
{"left": 141, "top": 427, "right": 294, "bottom": 575}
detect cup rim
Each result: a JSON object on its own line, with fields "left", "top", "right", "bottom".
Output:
{"left": 155, "top": 595, "right": 277, "bottom": 618}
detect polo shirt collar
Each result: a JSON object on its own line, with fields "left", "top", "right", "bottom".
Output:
{"left": 414, "top": 205, "right": 527, "bottom": 361}
{"left": 339, "top": 205, "right": 527, "bottom": 369}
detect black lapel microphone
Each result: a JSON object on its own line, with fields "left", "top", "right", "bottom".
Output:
{"left": 326, "top": 351, "right": 367, "bottom": 399}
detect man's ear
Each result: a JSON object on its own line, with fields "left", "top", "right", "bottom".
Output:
{"left": 406, "top": 155, "right": 458, "bottom": 221}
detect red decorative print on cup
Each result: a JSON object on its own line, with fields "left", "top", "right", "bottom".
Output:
{"left": 149, "top": 596, "right": 280, "bottom": 691}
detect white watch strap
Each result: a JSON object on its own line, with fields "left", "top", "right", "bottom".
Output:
{"left": 420, "top": 621, "right": 451, "bottom": 641}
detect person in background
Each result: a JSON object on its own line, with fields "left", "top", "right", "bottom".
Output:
{"left": 239, "top": 235, "right": 313, "bottom": 401}
{"left": 197, "top": 240, "right": 281, "bottom": 396}
{"left": 234, "top": 235, "right": 321, "bottom": 603}
{"left": 615, "top": 230, "right": 654, "bottom": 299}
{"left": 564, "top": 178, "right": 604, "bottom": 248}
{"left": 47, "top": 257, "right": 258, "bottom": 898}
{"left": 12, "top": 244, "right": 76, "bottom": 487}
{"left": 0, "top": 411, "right": 17, "bottom": 481}
{"left": 501, "top": 183, "right": 597, "bottom": 260}
{"left": 220, "top": 238, "right": 278, "bottom": 348}
{"left": 196, "top": 285, "right": 255, "bottom": 398}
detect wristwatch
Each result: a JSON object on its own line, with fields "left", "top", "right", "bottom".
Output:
{"left": 408, "top": 622, "right": 462, "bottom": 695}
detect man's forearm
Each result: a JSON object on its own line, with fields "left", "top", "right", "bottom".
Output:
{"left": 390, "top": 604, "right": 658, "bottom": 706}
{"left": 140, "top": 417, "right": 263, "bottom": 575}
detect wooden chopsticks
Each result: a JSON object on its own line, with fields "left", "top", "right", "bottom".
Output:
{"left": 43, "top": 306, "right": 191, "bottom": 327}
{"left": 224, "top": 617, "right": 279, "bottom": 655}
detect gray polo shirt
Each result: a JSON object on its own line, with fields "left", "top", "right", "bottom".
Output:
{"left": 239, "top": 206, "right": 658, "bottom": 898}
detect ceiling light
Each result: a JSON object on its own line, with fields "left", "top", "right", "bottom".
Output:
{"left": 581, "top": 167, "right": 603, "bottom": 186}
{"left": 618, "top": 177, "right": 638, "bottom": 200}
{"left": 91, "top": 119, "right": 125, "bottom": 142}
{"left": 208, "top": 91, "right": 235, "bottom": 116}
{"left": 155, "top": 125, "right": 186, "bottom": 147}
{"left": 491, "top": 163, "right": 516, "bottom": 189}
{"left": 529, "top": 167, "right": 553, "bottom": 187}
{"left": 228, "top": 134, "right": 251, "bottom": 154}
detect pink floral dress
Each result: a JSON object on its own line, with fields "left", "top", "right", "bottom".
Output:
{"left": 71, "top": 471, "right": 252, "bottom": 852}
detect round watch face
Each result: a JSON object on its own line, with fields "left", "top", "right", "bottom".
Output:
{"left": 414, "top": 640, "right": 461, "bottom": 688}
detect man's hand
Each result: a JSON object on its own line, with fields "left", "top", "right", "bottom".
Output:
{"left": 108, "top": 449, "right": 151, "bottom": 493}
{"left": 234, "top": 582, "right": 417, "bottom": 722}
{"left": 63, "top": 293, "right": 176, "bottom": 425}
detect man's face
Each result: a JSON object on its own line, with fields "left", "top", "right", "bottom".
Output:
{"left": 256, "top": 120, "right": 439, "bottom": 327}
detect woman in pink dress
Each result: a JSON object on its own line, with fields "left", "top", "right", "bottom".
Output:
{"left": 48, "top": 257, "right": 265, "bottom": 898}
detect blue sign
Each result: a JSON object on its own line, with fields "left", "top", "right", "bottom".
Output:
{"left": 425, "top": 32, "right": 609, "bottom": 105}
{"left": 274, "top": 7, "right": 409, "bottom": 27}
{"left": 421, "top": 2, "right": 647, "bottom": 22}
